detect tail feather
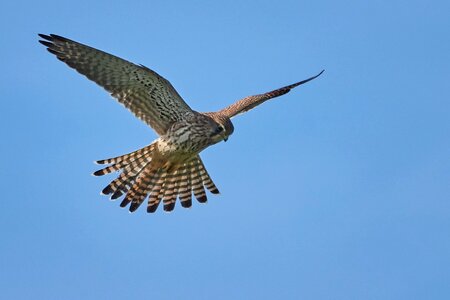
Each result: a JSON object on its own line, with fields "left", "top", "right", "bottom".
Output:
{"left": 97, "top": 144, "right": 155, "bottom": 197}
{"left": 96, "top": 144, "right": 154, "bottom": 165}
{"left": 191, "top": 160, "right": 207, "bottom": 203}
{"left": 197, "top": 159, "right": 220, "bottom": 194}
{"left": 147, "top": 174, "right": 166, "bottom": 213}
{"left": 95, "top": 142, "right": 220, "bottom": 213}
{"left": 94, "top": 144, "right": 154, "bottom": 176}
{"left": 124, "top": 166, "right": 160, "bottom": 212}
{"left": 162, "top": 170, "right": 179, "bottom": 212}
{"left": 178, "top": 165, "right": 192, "bottom": 208}
{"left": 101, "top": 157, "right": 151, "bottom": 198}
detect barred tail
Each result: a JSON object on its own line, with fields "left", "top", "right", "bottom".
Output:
{"left": 93, "top": 144, "right": 220, "bottom": 213}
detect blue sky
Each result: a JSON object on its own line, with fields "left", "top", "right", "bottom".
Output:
{"left": 1, "top": 0, "right": 449, "bottom": 299}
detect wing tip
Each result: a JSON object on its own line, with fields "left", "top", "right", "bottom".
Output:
{"left": 291, "top": 69, "right": 325, "bottom": 89}
{"left": 38, "top": 33, "right": 71, "bottom": 42}
{"left": 50, "top": 34, "right": 69, "bottom": 41}
{"left": 38, "top": 33, "right": 52, "bottom": 40}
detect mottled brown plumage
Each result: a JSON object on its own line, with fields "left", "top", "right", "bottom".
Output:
{"left": 38, "top": 33, "right": 323, "bottom": 213}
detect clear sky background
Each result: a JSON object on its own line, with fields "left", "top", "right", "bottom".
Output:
{"left": 1, "top": 1, "right": 449, "bottom": 299}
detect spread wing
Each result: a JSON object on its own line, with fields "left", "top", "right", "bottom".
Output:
{"left": 219, "top": 70, "right": 324, "bottom": 118}
{"left": 38, "top": 34, "right": 193, "bottom": 135}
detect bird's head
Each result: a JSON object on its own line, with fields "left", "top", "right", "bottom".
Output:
{"left": 207, "top": 113, "right": 234, "bottom": 143}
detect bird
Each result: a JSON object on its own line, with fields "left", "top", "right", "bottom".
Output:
{"left": 38, "top": 33, "right": 323, "bottom": 213}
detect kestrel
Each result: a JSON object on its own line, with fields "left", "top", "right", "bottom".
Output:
{"left": 38, "top": 34, "right": 323, "bottom": 213}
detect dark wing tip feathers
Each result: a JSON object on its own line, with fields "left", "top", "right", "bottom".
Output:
{"left": 38, "top": 34, "right": 76, "bottom": 59}
{"left": 264, "top": 69, "right": 324, "bottom": 101}
{"left": 38, "top": 34, "right": 62, "bottom": 57}
{"left": 38, "top": 34, "right": 56, "bottom": 47}
{"left": 288, "top": 69, "right": 325, "bottom": 90}
{"left": 38, "top": 33, "right": 70, "bottom": 42}
{"left": 49, "top": 34, "right": 70, "bottom": 41}
{"left": 38, "top": 40, "right": 53, "bottom": 48}
{"left": 38, "top": 33, "right": 52, "bottom": 40}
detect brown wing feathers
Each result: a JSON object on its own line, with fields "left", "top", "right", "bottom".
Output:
{"left": 38, "top": 33, "right": 192, "bottom": 135}
{"left": 220, "top": 70, "right": 324, "bottom": 118}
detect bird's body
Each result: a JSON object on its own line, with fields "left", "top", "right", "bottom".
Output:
{"left": 39, "top": 33, "right": 323, "bottom": 213}
{"left": 94, "top": 110, "right": 230, "bottom": 212}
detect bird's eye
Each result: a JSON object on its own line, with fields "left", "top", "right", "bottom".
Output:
{"left": 214, "top": 126, "right": 224, "bottom": 134}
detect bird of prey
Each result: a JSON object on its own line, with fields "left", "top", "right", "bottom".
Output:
{"left": 38, "top": 34, "right": 323, "bottom": 213}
